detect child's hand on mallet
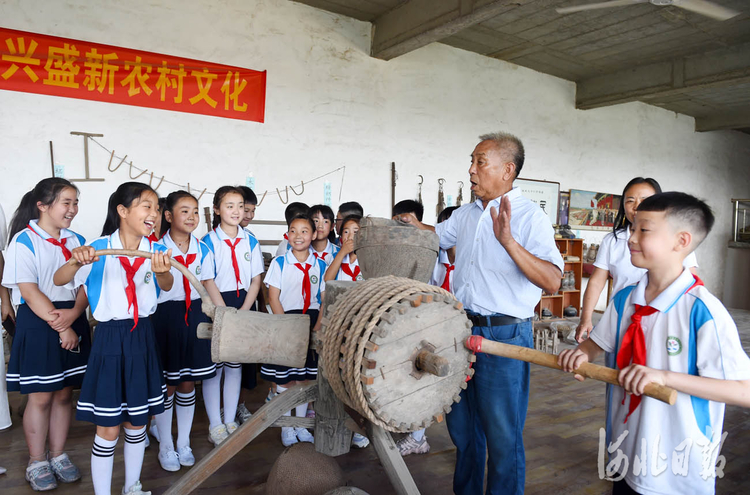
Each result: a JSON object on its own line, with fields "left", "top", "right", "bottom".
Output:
{"left": 618, "top": 364, "right": 667, "bottom": 396}
{"left": 70, "top": 246, "right": 98, "bottom": 266}
{"left": 558, "top": 348, "right": 590, "bottom": 382}
{"left": 151, "top": 249, "right": 172, "bottom": 274}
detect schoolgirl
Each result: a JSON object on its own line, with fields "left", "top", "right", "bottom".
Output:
{"left": 53, "top": 182, "right": 173, "bottom": 495}
{"left": 150, "top": 191, "right": 216, "bottom": 471}
{"left": 200, "top": 186, "right": 264, "bottom": 445}
{"left": 309, "top": 204, "right": 339, "bottom": 266}
{"left": 3, "top": 178, "right": 90, "bottom": 490}
{"left": 324, "top": 215, "right": 363, "bottom": 283}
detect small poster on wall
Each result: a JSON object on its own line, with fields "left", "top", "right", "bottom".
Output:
{"left": 513, "top": 178, "right": 560, "bottom": 225}
{"left": 569, "top": 189, "right": 621, "bottom": 230}
{"left": 559, "top": 191, "right": 570, "bottom": 226}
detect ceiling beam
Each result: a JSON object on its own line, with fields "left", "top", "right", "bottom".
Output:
{"left": 695, "top": 108, "right": 750, "bottom": 132}
{"left": 371, "top": 0, "right": 522, "bottom": 61}
{"left": 576, "top": 41, "right": 750, "bottom": 110}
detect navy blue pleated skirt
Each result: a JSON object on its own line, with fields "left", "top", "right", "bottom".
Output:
{"left": 76, "top": 318, "right": 166, "bottom": 427}
{"left": 151, "top": 299, "right": 216, "bottom": 385}
{"left": 260, "top": 309, "right": 318, "bottom": 385}
{"left": 6, "top": 302, "right": 91, "bottom": 394}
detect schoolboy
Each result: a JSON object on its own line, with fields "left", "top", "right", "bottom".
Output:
{"left": 392, "top": 199, "right": 424, "bottom": 223}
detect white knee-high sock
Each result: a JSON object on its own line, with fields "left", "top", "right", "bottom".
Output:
{"left": 91, "top": 435, "right": 117, "bottom": 495}
{"left": 155, "top": 394, "right": 174, "bottom": 453}
{"left": 411, "top": 428, "right": 426, "bottom": 441}
{"left": 123, "top": 426, "right": 147, "bottom": 493}
{"left": 202, "top": 367, "right": 223, "bottom": 430}
{"left": 175, "top": 390, "right": 196, "bottom": 450}
{"left": 222, "top": 363, "right": 242, "bottom": 425}
{"left": 295, "top": 402, "right": 308, "bottom": 418}
{"left": 276, "top": 385, "right": 293, "bottom": 417}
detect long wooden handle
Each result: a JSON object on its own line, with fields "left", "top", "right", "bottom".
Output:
{"left": 92, "top": 249, "right": 215, "bottom": 318}
{"left": 466, "top": 336, "right": 677, "bottom": 406}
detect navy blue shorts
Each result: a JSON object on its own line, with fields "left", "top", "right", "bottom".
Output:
{"left": 6, "top": 302, "right": 91, "bottom": 394}
{"left": 76, "top": 318, "right": 166, "bottom": 427}
{"left": 260, "top": 309, "right": 318, "bottom": 385}
{"left": 151, "top": 299, "right": 216, "bottom": 385}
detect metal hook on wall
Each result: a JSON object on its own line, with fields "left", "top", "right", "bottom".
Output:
{"left": 128, "top": 162, "right": 148, "bottom": 179}
{"left": 290, "top": 181, "right": 305, "bottom": 196}
{"left": 457, "top": 181, "right": 464, "bottom": 206}
{"left": 417, "top": 175, "right": 424, "bottom": 205}
{"left": 276, "top": 186, "right": 289, "bottom": 204}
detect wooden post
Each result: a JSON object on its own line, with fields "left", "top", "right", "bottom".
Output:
{"left": 164, "top": 382, "right": 318, "bottom": 495}
{"left": 366, "top": 422, "right": 421, "bottom": 495}
{"left": 69, "top": 131, "right": 105, "bottom": 182}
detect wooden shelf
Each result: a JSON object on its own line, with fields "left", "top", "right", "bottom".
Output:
{"left": 535, "top": 238, "right": 582, "bottom": 320}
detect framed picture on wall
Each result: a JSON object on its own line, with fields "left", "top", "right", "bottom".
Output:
{"left": 569, "top": 189, "right": 621, "bottom": 230}
{"left": 559, "top": 191, "right": 570, "bottom": 226}
{"left": 513, "top": 178, "right": 560, "bottom": 225}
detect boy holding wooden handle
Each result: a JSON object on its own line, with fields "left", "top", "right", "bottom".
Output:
{"left": 559, "top": 192, "right": 750, "bottom": 495}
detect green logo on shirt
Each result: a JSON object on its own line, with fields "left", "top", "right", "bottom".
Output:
{"left": 244, "top": 252, "right": 251, "bottom": 262}
{"left": 196, "top": 266, "right": 201, "bottom": 275}
{"left": 144, "top": 272, "right": 152, "bottom": 284}
{"left": 310, "top": 275, "right": 318, "bottom": 284}
{"left": 666, "top": 336, "right": 682, "bottom": 356}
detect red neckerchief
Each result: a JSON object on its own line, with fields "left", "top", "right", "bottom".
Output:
{"left": 617, "top": 275, "right": 704, "bottom": 422}
{"left": 223, "top": 236, "right": 242, "bottom": 296}
{"left": 147, "top": 232, "right": 160, "bottom": 243}
{"left": 119, "top": 257, "right": 146, "bottom": 331}
{"left": 294, "top": 262, "right": 312, "bottom": 314}
{"left": 283, "top": 233, "right": 289, "bottom": 241}
{"left": 174, "top": 253, "right": 197, "bottom": 325}
{"left": 441, "top": 263, "right": 455, "bottom": 292}
{"left": 27, "top": 224, "right": 71, "bottom": 261}
{"left": 341, "top": 262, "right": 360, "bottom": 281}
{"left": 313, "top": 251, "right": 328, "bottom": 262}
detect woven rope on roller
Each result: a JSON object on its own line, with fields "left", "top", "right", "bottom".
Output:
{"left": 320, "top": 276, "right": 451, "bottom": 431}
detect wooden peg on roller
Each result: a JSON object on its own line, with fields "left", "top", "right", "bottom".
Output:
{"left": 465, "top": 335, "right": 678, "bottom": 405}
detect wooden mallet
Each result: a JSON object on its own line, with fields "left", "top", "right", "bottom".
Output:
{"left": 465, "top": 336, "right": 677, "bottom": 405}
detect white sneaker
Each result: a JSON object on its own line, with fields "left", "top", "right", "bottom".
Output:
{"left": 351, "top": 433, "right": 370, "bottom": 448}
{"left": 236, "top": 403, "right": 253, "bottom": 424}
{"left": 295, "top": 427, "right": 314, "bottom": 443}
{"left": 122, "top": 480, "right": 151, "bottom": 495}
{"left": 144, "top": 435, "right": 150, "bottom": 449}
{"left": 149, "top": 419, "right": 160, "bottom": 443}
{"left": 396, "top": 435, "right": 430, "bottom": 456}
{"left": 281, "top": 427, "right": 298, "bottom": 447}
{"left": 225, "top": 421, "right": 239, "bottom": 435}
{"left": 266, "top": 388, "right": 278, "bottom": 402}
{"left": 177, "top": 445, "right": 195, "bottom": 467}
{"left": 208, "top": 424, "right": 229, "bottom": 446}
{"left": 157, "top": 448, "right": 180, "bottom": 472}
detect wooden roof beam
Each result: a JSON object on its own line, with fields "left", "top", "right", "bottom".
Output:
{"left": 575, "top": 41, "right": 750, "bottom": 111}
{"left": 695, "top": 108, "right": 750, "bottom": 132}
{"left": 371, "top": 0, "right": 523, "bottom": 61}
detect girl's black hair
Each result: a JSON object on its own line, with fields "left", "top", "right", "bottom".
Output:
{"left": 340, "top": 214, "right": 362, "bottom": 231}
{"left": 612, "top": 177, "right": 662, "bottom": 235}
{"left": 8, "top": 178, "right": 79, "bottom": 242}
{"left": 212, "top": 186, "right": 244, "bottom": 229}
{"left": 160, "top": 190, "right": 198, "bottom": 238}
{"left": 101, "top": 182, "right": 158, "bottom": 236}
{"left": 289, "top": 213, "right": 315, "bottom": 232}
{"left": 310, "top": 204, "right": 336, "bottom": 243}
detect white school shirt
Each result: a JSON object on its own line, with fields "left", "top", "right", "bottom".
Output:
{"left": 264, "top": 250, "right": 326, "bottom": 312}
{"left": 594, "top": 228, "right": 699, "bottom": 298}
{"left": 590, "top": 268, "right": 750, "bottom": 495}
{"left": 202, "top": 225, "right": 264, "bottom": 293}
{"left": 429, "top": 249, "right": 455, "bottom": 293}
{"left": 64, "top": 230, "right": 168, "bottom": 321}
{"left": 275, "top": 233, "right": 290, "bottom": 257}
{"left": 156, "top": 231, "right": 215, "bottom": 303}
{"left": 2, "top": 220, "right": 85, "bottom": 306}
{"left": 312, "top": 240, "right": 340, "bottom": 267}
{"left": 335, "top": 254, "right": 363, "bottom": 281}
{"left": 435, "top": 188, "right": 564, "bottom": 318}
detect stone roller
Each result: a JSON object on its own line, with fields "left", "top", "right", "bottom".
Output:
{"left": 92, "top": 249, "right": 310, "bottom": 367}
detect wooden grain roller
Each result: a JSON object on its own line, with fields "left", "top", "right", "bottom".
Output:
{"left": 465, "top": 335, "right": 678, "bottom": 405}
{"left": 93, "top": 249, "right": 310, "bottom": 367}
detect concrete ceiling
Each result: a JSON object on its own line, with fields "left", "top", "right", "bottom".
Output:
{"left": 292, "top": 0, "right": 750, "bottom": 133}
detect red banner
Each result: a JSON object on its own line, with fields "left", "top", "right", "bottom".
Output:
{"left": 0, "top": 27, "right": 266, "bottom": 122}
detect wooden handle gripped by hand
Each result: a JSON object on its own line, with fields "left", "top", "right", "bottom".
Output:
{"left": 465, "top": 336, "right": 677, "bottom": 406}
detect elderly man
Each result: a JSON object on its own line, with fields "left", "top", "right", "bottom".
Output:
{"left": 402, "top": 133, "right": 563, "bottom": 494}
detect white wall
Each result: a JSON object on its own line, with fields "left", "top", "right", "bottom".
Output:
{"left": 1, "top": 0, "right": 749, "bottom": 301}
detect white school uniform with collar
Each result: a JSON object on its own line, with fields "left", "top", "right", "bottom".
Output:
{"left": 594, "top": 228, "right": 699, "bottom": 298}
{"left": 429, "top": 249, "right": 454, "bottom": 293}
{"left": 264, "top": 250, "right": 326, "bottom": 312}
{"left": 63, "top": 230, "right": 168, "bottom": 321}
{"left": 156, "top": 231, "right": 215, "bottom": 303}
{"left": 335, "top": 254, "right": 362, "bottom": 281}
{"left": 590, "top": 268, "right": 750, "bottom": 495}
{"left": 202, "top": 225, "right": 264, "bottom": 293}
{"left": 3, "top": 219, "right": 85, "bottom": 306}
{"left": 435, "top": 188, "right": 564, "bottom": 318}
{"left": 312, "top": 240, "right": 340, "bottom": 267}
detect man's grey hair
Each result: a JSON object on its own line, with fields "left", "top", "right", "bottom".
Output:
{"left": 478, "top": 132, "right": 525, "bottom": 178}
